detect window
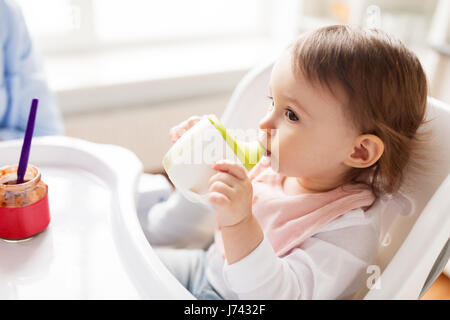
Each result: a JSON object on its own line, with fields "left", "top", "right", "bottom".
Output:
{"left": 296, "top": 0, "right": 442, "bottom": 52}
{"left": 15, "top": 0, "right": 447, "bottom": 111}
{"left": 17, "top": 0, "right": 267, "bottom": 54}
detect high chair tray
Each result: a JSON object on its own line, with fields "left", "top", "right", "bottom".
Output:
{"left": 0, "top": 136, "right": 193, "bottom": 299}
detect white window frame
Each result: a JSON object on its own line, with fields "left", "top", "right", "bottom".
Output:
{"left": 33, "top": 0, "right": 299, "bottom": 56}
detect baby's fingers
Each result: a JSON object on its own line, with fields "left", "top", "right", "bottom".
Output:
{"left": 208, "top": 191, "right": 230, "bottom": 206}
{"left": 169, "top": 115, "right": 202, "bottom": 143}
{"left": 212, "top": 160, "right": 247, "bottom": 181}
{"left": 169, "top": 127, "right": 183, "bottom": 142}
{"left": 186, "top": 115, "right": 202, "bottom": 127}
{"left": 178, "top": 116, "right": 202, "bottom": 133}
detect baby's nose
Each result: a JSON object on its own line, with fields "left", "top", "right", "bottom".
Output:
{"left": 259, "top": 122, "right": 274, "bottom": 136}
{"left": 259, "top": 111, "right": 277, "bottom": 134}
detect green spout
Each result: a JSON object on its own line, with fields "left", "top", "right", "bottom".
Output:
{"left": 207, "top": 114, "right": 265, "bottom": 171}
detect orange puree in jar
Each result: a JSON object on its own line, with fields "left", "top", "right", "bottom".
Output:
{"left": 0, "top": 165, "right": 48, "bottom": 208}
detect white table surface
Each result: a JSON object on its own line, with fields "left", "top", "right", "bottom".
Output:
{"left": 0, "top": 166, "right": 140, "bottom": 299}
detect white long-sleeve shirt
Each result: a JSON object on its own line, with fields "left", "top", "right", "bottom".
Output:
{"left": 145, "top": 153, "right": 383, "bottom": 299}
{"left": 145, "top": 184, "right": 381, "bottom": 300}
{"left": 206, "top": 207, "right": 380, "bottom": 299}
{"left": 206, "top": 156, "right": 380, "bottom": 299}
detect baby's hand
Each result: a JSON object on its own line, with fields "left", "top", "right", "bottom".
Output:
{"left": 208, "top": 160, "right": 253, "bottom": 227}
{"left": 169, "top": 115, "right": 202, "bottom": 143}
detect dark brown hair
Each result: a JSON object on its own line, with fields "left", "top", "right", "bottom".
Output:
{"left": 291, "top": 25, "right": 430, "bottom": 197}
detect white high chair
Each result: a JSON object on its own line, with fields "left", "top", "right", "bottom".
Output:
{"left": 1, "top": 61, "right": 447, "bottom": 299}
{"left": 146, "top": 60, "right": 450, "bottom": 299}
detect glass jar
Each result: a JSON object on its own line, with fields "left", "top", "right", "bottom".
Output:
{"left": 0, "top": 165, "right": 47, "bottom": 207}
{"left": 0, "top": 164, "right": 50, "bottom": 240}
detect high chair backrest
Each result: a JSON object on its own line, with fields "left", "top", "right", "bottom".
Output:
{"left": 220, "top": 61, "right": 450, "bottom": 299}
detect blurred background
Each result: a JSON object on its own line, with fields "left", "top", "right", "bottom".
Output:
{"left": 16, "top": 0, "right": 450, "bottom": 174}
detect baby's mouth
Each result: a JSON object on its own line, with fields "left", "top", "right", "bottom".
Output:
{"left": 259, "top": 129, "right": 277, "bottom": 158}
{"left": 259, "top": 133, "right": 272, "bottom": 156}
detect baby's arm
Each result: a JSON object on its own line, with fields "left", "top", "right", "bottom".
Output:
{"left": 207, "top": 160, "right": 263, "bottom": 264}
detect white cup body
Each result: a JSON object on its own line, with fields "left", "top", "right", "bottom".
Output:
{"left": 163, "top": 116, "right": 243, "bottom": 205}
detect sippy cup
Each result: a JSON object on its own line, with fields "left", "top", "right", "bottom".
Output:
{"left": 0, "top": 164, "right": 50, "bottom": 241}
{"left": 163, "top": 114, "right": 265, "bottom": 205}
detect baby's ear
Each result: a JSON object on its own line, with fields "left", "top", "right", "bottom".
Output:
{"left": 344, "top": 134, "right": 384, "bottom": 168}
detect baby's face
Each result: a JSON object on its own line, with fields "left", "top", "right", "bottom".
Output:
{"left": 259, "top": 50, "right": 360, "bottom": 180}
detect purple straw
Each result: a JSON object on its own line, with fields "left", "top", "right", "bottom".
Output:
{"left": 17, "top": 98, "right": 39, "bottom": 184}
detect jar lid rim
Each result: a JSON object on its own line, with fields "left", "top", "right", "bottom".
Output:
{"left": 0, "top": 164, "right": 41, "bottom": 188}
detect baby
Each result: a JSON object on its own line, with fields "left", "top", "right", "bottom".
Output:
{"left": 149, "top": 25, "right": 428, "bottom": 299}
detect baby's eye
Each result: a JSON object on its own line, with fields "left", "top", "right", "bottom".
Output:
{"left": 266, "top": 95, "right": 274, "bottom": 110}
{"left": 285, "top": 109, "right": 299, "bottom": 122}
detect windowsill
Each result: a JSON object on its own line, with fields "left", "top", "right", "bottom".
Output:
{"left": 43, "top": 37, "right": 283, "bottom": 115}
